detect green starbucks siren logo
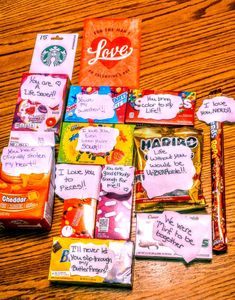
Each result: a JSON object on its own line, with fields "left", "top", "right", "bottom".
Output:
{"left": 41, "top": 45, "right": 67, "bottom": 66}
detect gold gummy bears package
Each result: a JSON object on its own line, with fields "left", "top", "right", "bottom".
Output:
{"left": 133, "top": 126, "right": 206, "bottom": 212}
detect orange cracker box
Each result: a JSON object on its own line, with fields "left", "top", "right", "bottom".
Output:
{"left": 0, "top": 146, "right": 55, "bottom": 230}
{"left": 58, "top": 123, "right": 135, "bottom": 165}
{"left": 79, "top": 18, "right": 141, "bottom": 88}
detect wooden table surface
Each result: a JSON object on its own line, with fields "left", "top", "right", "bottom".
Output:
{"left": 1, "top": 0, "right": 235, "bottom": 299}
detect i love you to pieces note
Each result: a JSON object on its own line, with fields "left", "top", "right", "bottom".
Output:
{"left": 79, "top": 18, "right": 141, "bottom": 88}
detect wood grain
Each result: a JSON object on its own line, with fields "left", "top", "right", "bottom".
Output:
{"left": 1, "top": 0, "right": 235, "bottom": 299}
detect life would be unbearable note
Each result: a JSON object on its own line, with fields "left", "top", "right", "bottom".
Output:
{"left": 79, "top": 18, "right": 141, "bottom": 87}
{"left": 143, "top": 145, "right": 196, "bottom": 198}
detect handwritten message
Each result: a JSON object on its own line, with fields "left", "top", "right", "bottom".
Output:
{"left": 136, "top": 94, "right": 182, "bottom": 120}
{"left": 197, "top": 96, "right": 235, "bottom": 124}
{"left": 55, "top": 164, "right": 101, "bottom": 199}
{"left": 1, "top": 146, "right": 52, "bottom": 175}
{"left": 101, "top": 165, "right": 134, "bottom": 195}
{"left": 20, "top": 74, "right": 66, "bottom": 104}
{"left": 76, "top": 126, "right": 119, "bottom": 154}
{"left": 153, "top": 211, "right": 205, "bottom": 263}
{"left": 75, "top": 94, "right": 115, "bottom": 120}
{"left": 69, "top": 243, "right": 115, "bottom": 277}
{"left": 143, "top": 145, "right": 195, "bottom": 198}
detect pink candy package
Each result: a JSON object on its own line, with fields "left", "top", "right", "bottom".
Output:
{"left": 95, "top": 165, "right": 135, "bottom": 240}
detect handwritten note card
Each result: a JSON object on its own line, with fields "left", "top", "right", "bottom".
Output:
{"left": 76, "top": 126, "right": 119, "bottom": 153}
{"left": 101, "top": 165, "right": 135, "bottom": 195}
{"left": 136, "top": 94, "right": 182, "bottom": 120}
{"left": 143, "top": 145, "right": 195, "bottom": 198}
{"left": 197, "top": 96, "right": 235, "bottom": 124}
{"left": 1, "top": 146, "right": 52, "bottom": 176}
{"left": 55, "top": 164, "right": 101, "bottom": 199}
{"left": 20, "top": 74, "right": 66, "bottom": 104}
{"left": 153, "top": 211, "right": 206, "bottom": 263}
{"left": 69, "top": 243, "right": 114, "bottom": 277}
{"left": 75, "top": 94, "right": 115, "bottom": 120}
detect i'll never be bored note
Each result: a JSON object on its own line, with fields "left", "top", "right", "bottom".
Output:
{"left": 153, "top": 211, "right": 206, "bottom": 263}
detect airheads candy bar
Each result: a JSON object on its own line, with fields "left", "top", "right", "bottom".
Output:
{"left": 134, "top": 126, "right": 206, "bottom": 212}
{"left": 125, "top": 90, "right": 196, "bottom": 125}
{"left": 65, "top": 86, "right": 128, "bottom": 123}
{"left": 58, "top": 123, "right": 135, "bottom": 165}
{"left": 48, "top": 237, "right": 134, "bottom": 288}
{"left": 95, "top": 165, "right": 135, "bottom": 240}
{"left": 12, "top": 73, "right": 70, "bottom": 141}
{"left": 79, "top": 18, "right": 141, "bottom": 88}
{"left": 61, "top": 198, "right": 97, "bottom": 239}
{"left": 0, "top": 146, "right": 54, "bottom": 230}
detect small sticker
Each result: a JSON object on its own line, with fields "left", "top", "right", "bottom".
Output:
{"left": 143, "top": 145, "right": 195, "bottom": 198}
{"left": 75, "top": 94, "right": 115, "bottom": 120}
{"left": 76, "top": 126, "right": 119, "bottom": 154}
{"left": 197, "top": 96, "right": 235, "bottom": 124}
{"left": 136, "top": 94, "right": 182, "bottom": 120}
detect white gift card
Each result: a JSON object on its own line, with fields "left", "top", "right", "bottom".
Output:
{"left": 30, "top": 34, "right": 78, "bottom": 79}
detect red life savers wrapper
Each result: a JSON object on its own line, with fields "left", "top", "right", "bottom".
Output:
{"left": 133, "top": 126, "right": 206, "bottom": 212}
{"left": 210, "top": 121, "right": 227, "bottom": 252}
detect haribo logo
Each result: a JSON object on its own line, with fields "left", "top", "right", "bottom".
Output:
{"left": 41, "top": 45, "right": 67, "bottom": 66}
{"left": 87, "top": 37, "right": 133, "bottom": 68}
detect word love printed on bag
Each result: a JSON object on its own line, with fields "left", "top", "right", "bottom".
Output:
{"left": 79, "top": 18, "right": 141, "bottom": 87}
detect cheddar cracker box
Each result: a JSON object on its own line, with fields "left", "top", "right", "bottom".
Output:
{"left": 12, "top": 73, "right": 70, "bottom": 141}
{"left": 48, "top": 237, "right": 134, "bottom": 287}
{"left": 79, "top": 18, "right": 141, "bottom": 87}
{"left": 125, "top": 90, "right": 196, "bottom": 125}
{"left": 135, "top": 213, "right": 212, "bottom": 260}
{"left": 65, "top": 86, "right": 128, "bottom": 123}
{"left": 0, "top": 146, "right": 54, "bottom": 230}
{"left": 58, "top": 123, "right": 135, "bottom": 165}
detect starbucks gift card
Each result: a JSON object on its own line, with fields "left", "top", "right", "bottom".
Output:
{"left": 79, "top": 18, "right": 141, "bottom": 88}
{"left": 30, "top": 34, "right": 78, "bottom": 79}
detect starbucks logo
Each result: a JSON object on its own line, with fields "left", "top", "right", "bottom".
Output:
{"left": 41, "top": 45, "right": 67, "bottom": 66}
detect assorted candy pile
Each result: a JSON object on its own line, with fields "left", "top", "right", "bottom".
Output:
{"left": 1, "top": 18, "right": 233, "bottom": 288}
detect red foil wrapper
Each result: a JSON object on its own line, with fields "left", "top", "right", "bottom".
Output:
{"left": 210, "top": 121, "right": 227, "bottom": 252}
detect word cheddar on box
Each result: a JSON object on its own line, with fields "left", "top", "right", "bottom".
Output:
{"left": 58, "top": 123, "right": 135, "bottom": 165}
{"left": 0, "top": 146, "right": 54, "bottom": 230}
{"left": 12, "top": 73, "right": 70, "bottom": 141}
{"left": 125, "top": 90, "right": 196, "bottom": 125}
{"left": 65, "top": 86, "right": 129, "bottom": 123}
{"left": 48, "top": 237, "right": 134, "bottom": 288}
{"left": 79, "top": 18, "right": 141, "bottom": 88}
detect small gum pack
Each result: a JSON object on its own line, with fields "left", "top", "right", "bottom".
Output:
{"left": 79, "top": 18, "right": 141, "bottom": 87}
{"left": 55, "top": 164, "right": 102, "bottom": 238}
{"left": 65, "top": 86, "right": 128, "bottom": 123}
{"left": 12, "top": 73, "right": 70, "bottom": 141}
{"left": 125, "top": 90, "right": 196, "bottom": 125}
{"left": 134, "top": 126, "right": 206, "bottom": 212}
{"left": 95, "top": 165, "right": 135, "bottom": 240}
{"left": 58, "top": 123, "right": 135, "bottom": 165}
{"left": 0, "top": 146, "right": 54, "bottom": 230}
{"left": 135, "top": 213, "right": 212, "bottom": 261}
{"left": 48, "top": 237, "right": 134, "bottom": 287}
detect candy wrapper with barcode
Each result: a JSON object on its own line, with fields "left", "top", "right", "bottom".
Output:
{"left": 95, "top": 165, "right": 135, "bottom": 240}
